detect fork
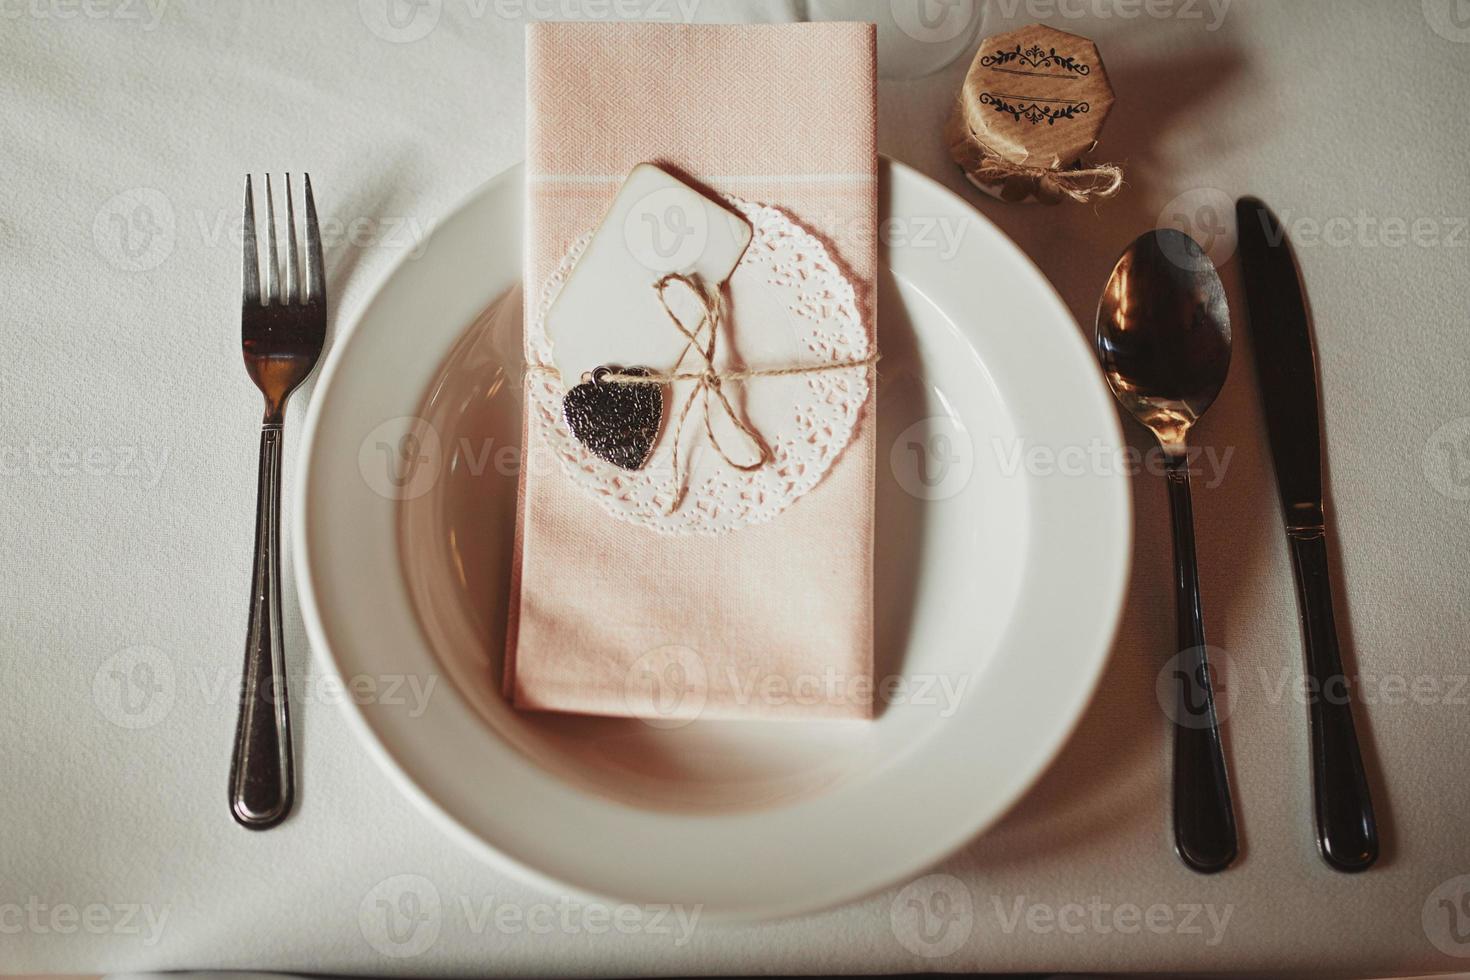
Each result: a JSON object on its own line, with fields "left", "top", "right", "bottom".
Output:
{"left": 230, "top": 173, "right": 326, "bottom": 829}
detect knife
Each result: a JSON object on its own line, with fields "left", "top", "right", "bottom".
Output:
{"left": 1235, "top": 196, "right": 1379, "bottom": 872}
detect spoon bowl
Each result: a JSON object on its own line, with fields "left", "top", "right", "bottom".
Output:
{"left": 1096, "top": 229, "right": 1231, "bottom": 448}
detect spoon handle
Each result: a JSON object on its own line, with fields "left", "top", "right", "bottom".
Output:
{"left": 1164, "top": 453, "right": 1238, "bottom": 873}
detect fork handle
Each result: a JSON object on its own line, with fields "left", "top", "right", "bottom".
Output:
{"left": 229, "top": 422, "right": 294, "bottom": 829}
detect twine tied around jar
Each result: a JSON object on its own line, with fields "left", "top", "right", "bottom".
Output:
{"left": 945, "top": 98, "right": 1124, "bottom": 205}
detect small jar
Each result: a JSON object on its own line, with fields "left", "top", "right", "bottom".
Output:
{"left": 946, "top": 24, "right": 1119, "bottom": 205}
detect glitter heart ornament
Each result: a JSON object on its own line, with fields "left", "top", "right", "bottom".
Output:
{"left": 562, "top": 365, "right": 664, "bottom": 471}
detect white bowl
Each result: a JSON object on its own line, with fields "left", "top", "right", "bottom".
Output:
{"left": 295, "top": 159, "right": 1130, "bottom": 920}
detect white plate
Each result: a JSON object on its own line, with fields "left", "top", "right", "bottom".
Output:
{"left": 295, "top": 159, "right": 1130, "bottom": 921}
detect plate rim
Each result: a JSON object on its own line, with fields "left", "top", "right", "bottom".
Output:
{"left": 294, "top": 156, "right": 1132, "bottom": 921}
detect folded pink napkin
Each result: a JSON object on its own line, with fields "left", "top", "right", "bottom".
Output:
{"left": 506, "top": 21, "right": 877, "bottom": 721}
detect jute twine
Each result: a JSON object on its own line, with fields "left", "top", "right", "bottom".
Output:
{"left": 945, "top": 96, "right": 1123, "bottom": 205}
{"left": 536, "top": 273, "right": 879, "bottom": 512}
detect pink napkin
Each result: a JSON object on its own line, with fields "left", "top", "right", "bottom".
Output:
{"left": 506, "top": 21, "right": 877, "bottom": 721}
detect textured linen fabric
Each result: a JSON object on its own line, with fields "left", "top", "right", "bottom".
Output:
{"left": 507, "top": 21, "right": 878, "bottom": 720}
{"left": 2, "top": 1, "right": 1469, "bottom": 975}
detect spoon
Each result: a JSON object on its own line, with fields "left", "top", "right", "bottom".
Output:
{"left": 1096, "top": 229, "right": 1238, "bottom": 873}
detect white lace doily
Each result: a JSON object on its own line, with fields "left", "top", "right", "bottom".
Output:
{"left": 526, "top": 196, "right": 871, "bottom": 536}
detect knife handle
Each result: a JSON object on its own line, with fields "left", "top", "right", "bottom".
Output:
{"left": 1164, "top": 456, "right": 1238, "bottom": 873}
{"left": 1286, "top": 527, "right": 1379, "bottom": 872}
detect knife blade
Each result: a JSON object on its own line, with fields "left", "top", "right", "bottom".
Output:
{"left": 1236, "top": 200, "right": 1324, "bottom": 531}
{"left": 1235, "top": 196, "right": 1379, "bottom": 872}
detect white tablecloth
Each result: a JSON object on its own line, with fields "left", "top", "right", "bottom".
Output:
{"left": 3, "top": 0, "right": 1468, "bottom": 974}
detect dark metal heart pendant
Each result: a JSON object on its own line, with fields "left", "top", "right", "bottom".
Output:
{"left": 562, "top": 365, "right": 664, "bottom": 471}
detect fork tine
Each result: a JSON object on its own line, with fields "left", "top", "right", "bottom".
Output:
{"left": 264, "top": 174, "right": 280, "bottom": 305}
{"left": 303, "top": 173, "right": 324, "bottom": 305}
{"left": 242, "top": 175, "right": 260, "bottom": 307}
{"left": 285, "top": 174, "right": 300, "bottom": 305}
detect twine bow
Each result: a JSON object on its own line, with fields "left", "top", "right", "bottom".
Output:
{"left": 603, "top": 273, "right": 769, "bottom": 513}
{"left": 597, "top": 272, "right": 878, "bottom": 513}
{"left": 969, "top": 155, "right": 1124, "bottom": 204}
{"left": 946, "top": 97, "right": 1124, "bottom": 204}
